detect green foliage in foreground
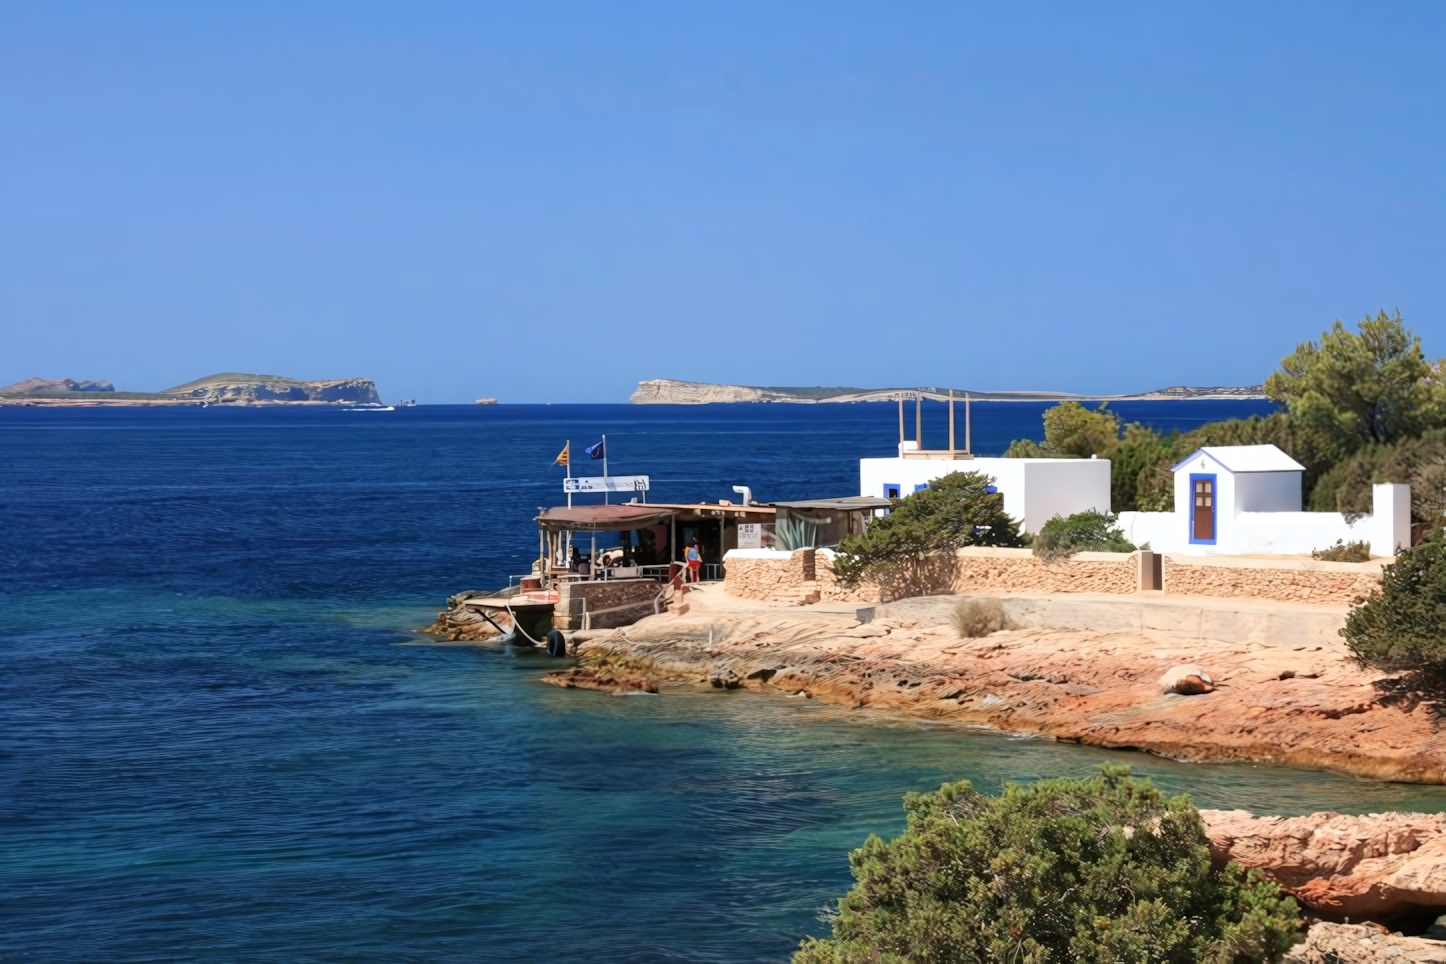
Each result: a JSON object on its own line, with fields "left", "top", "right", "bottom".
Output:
{"left": 795, "top": 768, "right": 1299, "bottom": 964}
{"left": 832, "top": 472, "right": 1024, "bottom": 585}
{"left": 1344, "top": 539, "right": 1446, "bottom": 676}
{"left": 1033, "top": 510, "right": 1137, "bottom": 561}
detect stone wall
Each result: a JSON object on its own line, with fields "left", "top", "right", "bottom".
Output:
{"left": 723, "top": 551, "right": 817, "bottom": 603}
{"left": 1162, "top": 554, "right": 1384, "bottom": 606}
{"left": 950, "top": 547, "right": 1139, "bottom": 595}
{"left": 724, "top": 547, "right": 1139, "bottom": 604}
{"left": 554, "top": 578, "right": 665, "bottom": 630}
{"left": 816, "top": 551, "right": 890, "bottom": 603}
{"left": 724, "top": 547, "right": 1386, "bottom": 607}
{"left": 721, "top": 549, "right": 888, "bottom": 603}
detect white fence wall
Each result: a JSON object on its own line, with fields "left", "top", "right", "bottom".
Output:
{"left": 1118, "top": 483, "right": 1410, "bottom": 558}
{"left": 1117, "top": 510, "right": 1367, "bottom": 556}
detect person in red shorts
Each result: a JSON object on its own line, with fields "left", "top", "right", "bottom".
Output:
{"left": 685, "top": 540, "right": 702, "bottom": 583}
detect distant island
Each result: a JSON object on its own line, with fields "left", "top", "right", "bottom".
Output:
{"left": 629, "top": 378, "right": 1267, "bottom": 404}
{"left": 0, "top": 373, "right": 382, "bottom": 406}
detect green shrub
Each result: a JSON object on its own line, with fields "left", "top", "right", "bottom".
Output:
{"left": 1003, "top": 437, "right": 1048, "bottom": 458}
{"left": 833, "top": 472, "right": 1024, "bottom": 585}
{"left": 795, "top": 768, "right": 1299, "bottom": 964}
{"left": 1033, "top": 510, "right": 1136, "bottom": 562}
{"left": 1343, "top": 540, "right": 1446, "bottom": 676}
{"left": 1312, "top": 539, "right": 1371, "bottom": 562}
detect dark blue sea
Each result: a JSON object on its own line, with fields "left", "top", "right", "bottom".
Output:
{"left": 8, "top": 400, "right": 1446, "bottom": 963}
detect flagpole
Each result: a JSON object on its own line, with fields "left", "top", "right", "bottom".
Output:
{"left": 603, "top": 434, "right": 609, "bottom": 505}
{"left": 563, "top": 441, "right": 572, "bottom": 569}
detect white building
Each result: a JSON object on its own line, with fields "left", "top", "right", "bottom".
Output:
{"left": 1117, "top": 444, "right": 1410, "bottom": 557}
{"left": 859, "top": 444, "right": 1111, "bottom": 534}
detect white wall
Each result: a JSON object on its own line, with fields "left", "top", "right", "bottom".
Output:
{"left": 1128, "top": 471, "right": 1412, "bottom": 557}
{"left": 1372, "top": 483, "right": 1411, "bottom": 557}
{"left": 1117, "top": 509, "right": 1370, "bottom": 555}
{"left": 1116, "top": 511, "right": 1181, "bottom": 553}
{"left": 1121, "top": 481, "right": 1411, "bottom": 557}
{"left": 1019, "top": 458, "right": 1111, "bottom": 532}
{"left": 1234, "top": 471, "right": 1302, "bottom": 512}
{"left": 859, "top": 456, "right": 1110, "bottom": 534}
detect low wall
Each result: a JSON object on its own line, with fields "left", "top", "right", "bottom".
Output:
{"left": 951, "top": 547, "right": 1139, "bottom": 595}
{"left": 1162, "top": 554, "right": 1385, "bottom": 606}
{"left": 724, "top": 547, "right": 1139, "bottom": 604}
{"left": 1119, "top": 509, "right": 1372, "bottom": 557}
{"left": 554, "top": 578, "right": 663, "bottom": 630}
{"left": 723, "top": 550, "right": 817, "bottom": 603}
{"left": 722, "top": 549, "right": 883, "bottom": 603}
{"left": 725, "top": 547, "right": 1388, "bottom": 608}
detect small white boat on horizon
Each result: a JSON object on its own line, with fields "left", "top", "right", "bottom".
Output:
{"left": 346, "top": 403, "right": 395, "bottom": 412}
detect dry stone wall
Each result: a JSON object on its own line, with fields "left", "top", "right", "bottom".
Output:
{"left": 723, "top": 552, "right": 818, "bottom": 603}
{"left": 725, "top": 547, "right": 1387, "bottom": 606}
{"left": 724, "top": 547, "right": 1138, "bottom": 604}
{"left": 951, "top": 547, "right": 1138, "bottom": 595}
{"left": 1163, "top": 555, "right": 1383, "bottom": 606}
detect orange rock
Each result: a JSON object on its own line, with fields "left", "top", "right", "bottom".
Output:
{"left": 1203, "top": 809, "right": 1446, "bottom": 918}
{"left": 556, "top": 588, "right": 1446, "bottom": 783}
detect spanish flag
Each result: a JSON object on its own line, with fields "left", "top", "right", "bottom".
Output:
{"left": 554, "top": 441, "right": 570, "bottom": 466}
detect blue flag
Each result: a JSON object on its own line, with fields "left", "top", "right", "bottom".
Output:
{"left": 585, "top": 439, "right": 606, "bottom": 460}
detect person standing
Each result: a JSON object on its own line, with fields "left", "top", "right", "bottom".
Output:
{"left": 685, "top": 540, "right": 702, "bottom": 583}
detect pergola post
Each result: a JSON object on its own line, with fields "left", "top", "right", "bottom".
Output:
{"left": 915, "top": 392, "right": 922, "bottom": 450}
{"left": 948, "top": 388, "right": 955, "bottom": 455}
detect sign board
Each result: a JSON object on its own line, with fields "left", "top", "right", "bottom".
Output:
{"left": 736, "top": 523, "right": 762, "bottom": 549}
{"left": 564, "top": 475, "right": 650, "bottom": 494}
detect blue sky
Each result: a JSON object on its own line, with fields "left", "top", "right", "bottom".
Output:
{"left": 2, "top": 3, "right": 1444, "bottom": 403}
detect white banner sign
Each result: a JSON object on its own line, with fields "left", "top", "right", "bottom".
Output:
{"left": 564, "top": 475, "right": 650, "bottom": 493}
{"left": 736, "top": 523, "right": 762, "bottom": 549}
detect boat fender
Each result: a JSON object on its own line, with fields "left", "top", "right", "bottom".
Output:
{"left": 546, "top": 629, "right": 568, "bottom": 658}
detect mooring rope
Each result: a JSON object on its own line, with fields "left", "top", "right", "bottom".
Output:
{"left": 503, "top": 601, "right": 548, "bottom": 645}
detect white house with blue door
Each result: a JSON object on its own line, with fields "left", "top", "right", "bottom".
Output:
{"left": 1116, "top": 444, "right": 1411, "bottom": 557}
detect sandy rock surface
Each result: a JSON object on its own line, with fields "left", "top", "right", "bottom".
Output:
{"left": 544, "top": 586, "right": 1446, "bottom": 783}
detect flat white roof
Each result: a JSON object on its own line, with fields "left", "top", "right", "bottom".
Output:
{"left": 1171, "top": 444, "right": 1304, "bottom": 474}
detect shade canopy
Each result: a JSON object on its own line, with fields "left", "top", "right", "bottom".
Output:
{"left": 770, "top": 496, "right": 894, "bottom": 511}
{"left": 536, "top": 504, "right": 676, "bottom": 532}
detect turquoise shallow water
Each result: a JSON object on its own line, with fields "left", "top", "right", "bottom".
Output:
{"left": 5, "top": 402, "right": 1444, "bottom": 962}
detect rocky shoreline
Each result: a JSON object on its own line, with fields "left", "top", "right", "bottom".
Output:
{"left": 535, "top": 585, "right": 1446, "bottom": 784}
{"left": 426, "top": 583, "right": 1446, "bottom": 955}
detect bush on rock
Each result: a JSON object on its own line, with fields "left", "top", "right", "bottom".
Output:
{"left": 955, "top": 598, "right": 1006, "bottom": 638}
{"left": 795, "top": 767, "right": 1298, "bottom": 964}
